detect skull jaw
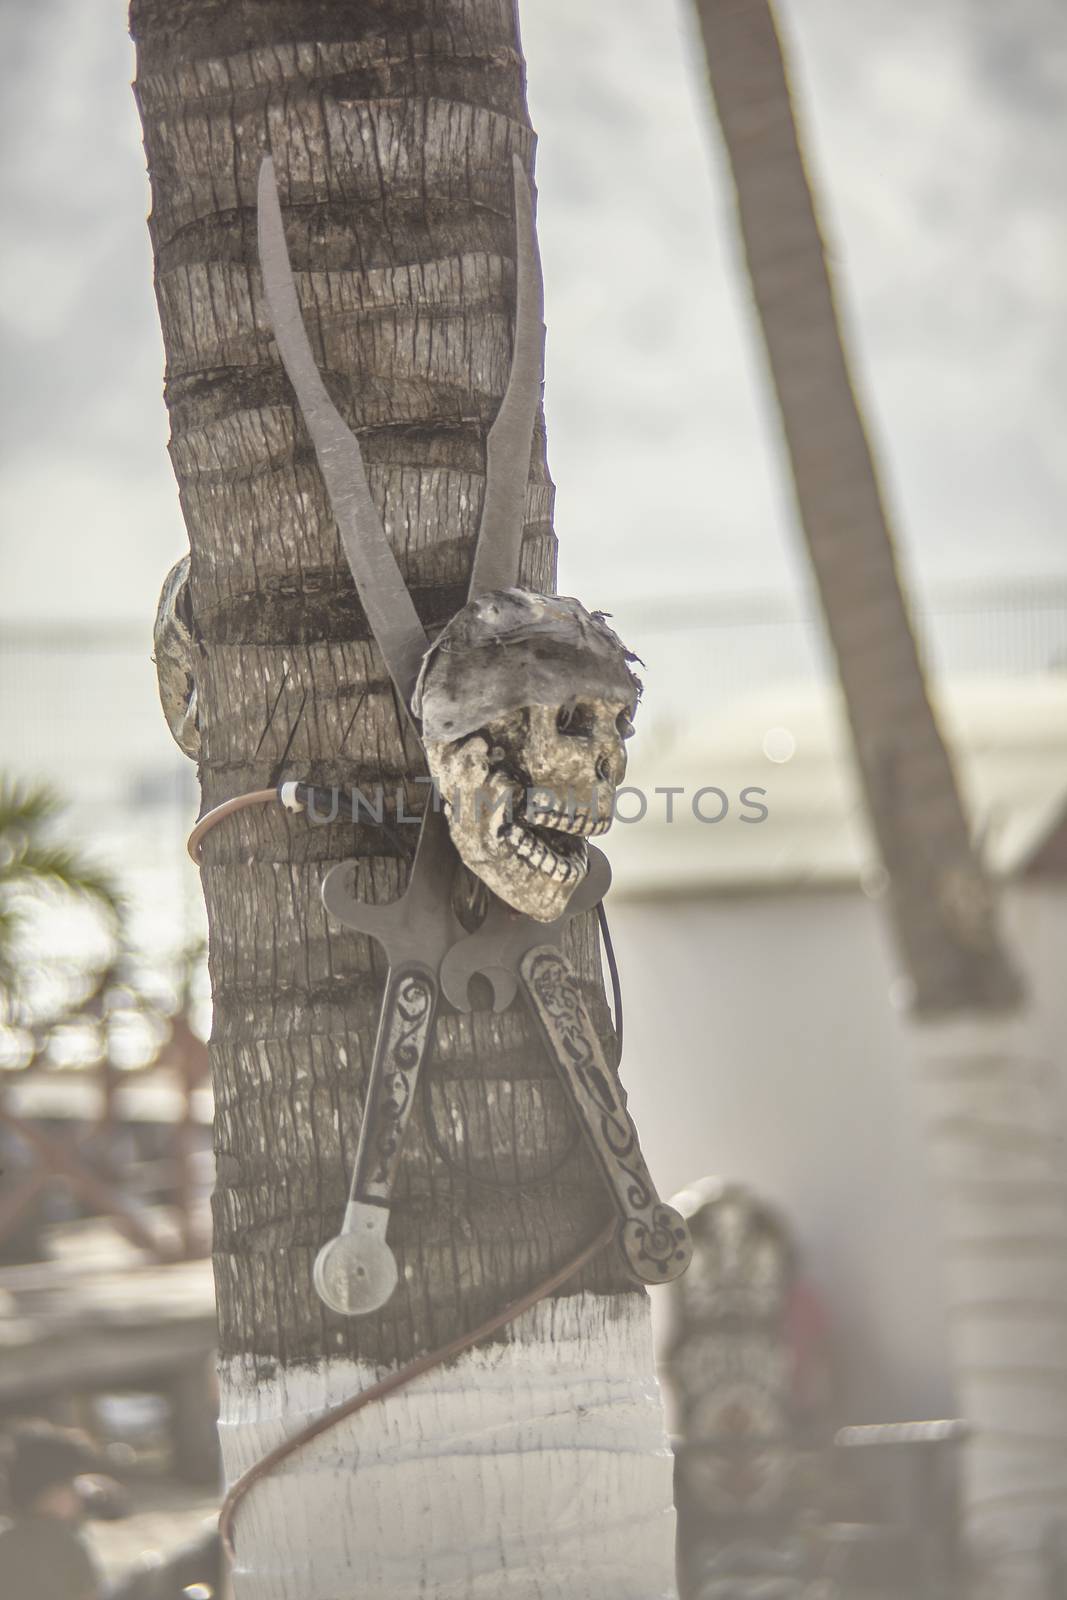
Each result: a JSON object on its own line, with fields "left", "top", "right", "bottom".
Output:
{"left": 427, "top": 738, "right": 595, "bottom": 923}
{"left": 457, "top": 825, "right": 587, "bottom": 924}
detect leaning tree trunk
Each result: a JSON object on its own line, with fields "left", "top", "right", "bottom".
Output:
{"left": 130, "top": 4, "right": 677, "bottom": 1596}
{"left": 692, "top": 2, "right": 1067, "bottom": 1593}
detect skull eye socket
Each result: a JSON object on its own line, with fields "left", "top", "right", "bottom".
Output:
{"left": 556, "top": 703, "right": 595, "bottom": 738}
{"left": 616, "top": 712, "right": 635, "bottom": 740}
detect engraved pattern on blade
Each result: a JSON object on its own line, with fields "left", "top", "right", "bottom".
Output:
{"left": 519, "top": 947, "right": 692, "bottom": 1285}
{"left": 356, "top": 965, "right": 437, "bottom": 1203}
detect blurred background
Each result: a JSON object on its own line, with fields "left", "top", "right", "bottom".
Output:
{"left": 1, "top": 0, "right": 1065, "bottom": 1594}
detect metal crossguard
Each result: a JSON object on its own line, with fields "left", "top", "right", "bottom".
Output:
{"left": 258, "top": 152, "right": 691, "bottom": 1313}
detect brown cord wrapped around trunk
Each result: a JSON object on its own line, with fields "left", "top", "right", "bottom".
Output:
{"left": 218, "top": 1220, "right": 615, "bottom": 1560}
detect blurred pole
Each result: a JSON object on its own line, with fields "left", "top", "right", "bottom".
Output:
{"left": 170, "top": 1012, "right": 203, "bottom": 1261}
{"left": 690, "top": 2, "right": 1067, "bottom": 1594}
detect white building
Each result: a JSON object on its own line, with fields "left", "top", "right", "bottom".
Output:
{"left": 609, "top": 674, "right": 1067, "bottom": 1422}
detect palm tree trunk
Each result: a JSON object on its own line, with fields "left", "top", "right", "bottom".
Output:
{"left": 129, "top": 4, "right": 676, "bottom": 1594}
{"left": 691, "top": 2, "right": 1067, "bottom": 1592}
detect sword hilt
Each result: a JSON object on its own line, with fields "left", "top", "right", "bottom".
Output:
{"left": 314, "top": 959, "right": 438, "bottom": 1317}
{"left": 518, "top": 945, "right": 692, "bottom": 1286}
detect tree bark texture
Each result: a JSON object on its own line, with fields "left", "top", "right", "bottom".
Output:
{"left": 131, "top": 4, "right": 676, "bottom": 1594}
{"left": 692, "top": 3, "right": 1067, "bottom": 1592}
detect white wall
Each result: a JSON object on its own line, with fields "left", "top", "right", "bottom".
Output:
{"left": 610, "top": 881, "right": 1067, "bottom": 1424}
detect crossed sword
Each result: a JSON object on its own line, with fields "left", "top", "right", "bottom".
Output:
{"left": 257, "top": 156, "right": 692, "bottom": 1316}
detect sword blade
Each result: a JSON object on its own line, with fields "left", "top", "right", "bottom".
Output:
{"left": 257, "top": 157, "right": 429, "bottom": 704}
{"left": 469, "top": 155, "right": 546, "bottom": 597}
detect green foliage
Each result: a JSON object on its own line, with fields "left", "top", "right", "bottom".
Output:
{"left": 0, "top": 779, "right": 124, "bottom": 993}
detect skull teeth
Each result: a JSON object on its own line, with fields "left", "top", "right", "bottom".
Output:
{"left": 504, "top": 823, "right": 589, "bottom": 884}
{"left": 523, "top": 807, "right": 611, "bottom": 838}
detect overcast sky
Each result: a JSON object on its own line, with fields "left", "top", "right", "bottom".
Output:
{"left": 1, "top": 0, "right": 1065, "bottom": 638}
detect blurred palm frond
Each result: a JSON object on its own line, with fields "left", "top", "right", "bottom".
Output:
{"left": 0, "top": 779, "right": 124, "bottom": 995}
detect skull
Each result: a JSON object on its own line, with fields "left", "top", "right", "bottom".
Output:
{"left": 413, "top": 589, "right": 641, "bottom": 921}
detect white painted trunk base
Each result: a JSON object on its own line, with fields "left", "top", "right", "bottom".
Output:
{"left": 917, "top": 1010, "right": 1067, "bottom": 1599}
{"left": 219, "top": 1291, "right": 678, "bottom": 1599}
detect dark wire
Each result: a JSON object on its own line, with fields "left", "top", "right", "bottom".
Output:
{"left": 596, "top": 900, "right": 623, "bottom": 1061}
